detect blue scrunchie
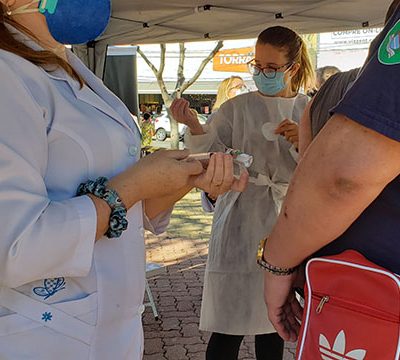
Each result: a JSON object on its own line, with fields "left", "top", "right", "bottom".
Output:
{"left": 77, "top": 177, "right": 128, "bottom": 239}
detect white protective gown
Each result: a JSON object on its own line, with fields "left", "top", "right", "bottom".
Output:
{"left": 185, "top": 91, "right": 308, "bottom": 335}
{"left": 0, "top": 27, "right": 171, "bottom": 359}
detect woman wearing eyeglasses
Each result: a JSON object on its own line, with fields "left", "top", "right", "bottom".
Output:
{"left": 171, "top": 26, "right": 314, "bottom": 360}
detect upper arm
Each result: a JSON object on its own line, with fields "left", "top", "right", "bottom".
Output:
{"left": 314, "top": 18, "right": 400, "bottom": 191}
{"left": 0, "top": 61, "right": 97, "bottom": 287}
{"left": 0, "top": 61, "right": 49, "bottom": 203}
{"left": 0, "top": 61, "right": 48, "bottom": 164}
{"left": 306, "top": 113, "right": 400, "bottom": 194}
{"left": 298, "top": 100, "right": 313, "bottom": 158}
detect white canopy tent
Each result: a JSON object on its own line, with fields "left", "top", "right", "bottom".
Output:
{"left": 74, "top": 0, "right": 393, "bottom": 78}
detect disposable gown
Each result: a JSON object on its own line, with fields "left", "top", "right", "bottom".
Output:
{"left": 185, "top": 91, "right": 308, "bottom": 335}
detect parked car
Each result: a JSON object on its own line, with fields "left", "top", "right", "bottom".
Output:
{"left": 153, "top": 111, "right": 208, "bottom": 141}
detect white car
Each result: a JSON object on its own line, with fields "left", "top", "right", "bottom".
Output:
{"left": 153, "top": 112, "right": 208, "bottom": 141}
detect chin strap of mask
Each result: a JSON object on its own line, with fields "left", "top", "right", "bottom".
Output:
{"left": 38, "top": 0, "right": 58, "bottom": 15}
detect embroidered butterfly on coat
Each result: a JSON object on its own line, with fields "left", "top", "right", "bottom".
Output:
{"left": 33, "top": 277, "right": 66, "bottom": 300}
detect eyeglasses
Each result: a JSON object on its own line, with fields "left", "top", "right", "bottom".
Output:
{"left": 247, "top": 59, "right": 293, "bottom": 79}
{"left": 230, "top": 84, "right": 248, "bottom": 91}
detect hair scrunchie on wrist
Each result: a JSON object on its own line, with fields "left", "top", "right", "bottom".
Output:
{"left": 77, "top": 177, "right": 128, "bottom": 239}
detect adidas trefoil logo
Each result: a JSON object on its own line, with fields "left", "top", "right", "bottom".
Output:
{"left": 319, "top": 330, "right": 366, "bottom": 360}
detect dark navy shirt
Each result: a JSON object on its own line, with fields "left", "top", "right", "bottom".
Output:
{"left": 317, "top": 8, "right": 400, "bottom": 274}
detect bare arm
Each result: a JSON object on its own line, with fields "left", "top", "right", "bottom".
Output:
{"left": 90, "top": 151, "right": 200, "bottom": 240}
{"left": 298, "top": 100, "right": 313, "bottom": 158}
{"left": 263, "top": 113, "right": 400, "bottom": 341}
{"left": 144, "top": 186, "right": 192, "bottom": 220}
{"left": 89, "top": 186, "right": 193, "bottom": 239}
{"left": 264, "top": 113, "right": 400, "bottom": 268}
{"left": 93, "top": 152, "right": 248, "bottom": 239}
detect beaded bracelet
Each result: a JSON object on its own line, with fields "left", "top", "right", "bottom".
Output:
{"left": 77, "top": 177, "right": 128, "bottom": 239}
{"left": 256, "top": 238, "right": 298, "bottom": 276}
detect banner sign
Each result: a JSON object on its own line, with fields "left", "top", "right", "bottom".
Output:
{"left": 213, "top": 47, "right": 254, "bottom": 73}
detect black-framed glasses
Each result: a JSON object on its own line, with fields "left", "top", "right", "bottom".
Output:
{"left": 247, "top": 59, "right": 293, "bottom": 79}
{"left": 229, "top": 83, "right": 249, "bottom": 92}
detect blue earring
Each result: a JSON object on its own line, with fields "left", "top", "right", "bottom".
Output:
{"left": 38, "top": 0, "right": 58, "bottom": 15}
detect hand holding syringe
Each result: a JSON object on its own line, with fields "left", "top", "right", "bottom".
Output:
{"left": 187, "top": 148, "right": 253, "bottom": 169}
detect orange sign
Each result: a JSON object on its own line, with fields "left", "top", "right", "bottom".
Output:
{"left": 213, "top": 47, "right": 255, "bottom": 73}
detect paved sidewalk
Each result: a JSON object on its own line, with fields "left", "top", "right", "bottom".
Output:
{"left": 143, "top": 190, "right": 296, "bottom": 360}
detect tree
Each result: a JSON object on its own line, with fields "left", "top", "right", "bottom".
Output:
{"left": 137, "top": 41, "right": 224, "bottom": 149}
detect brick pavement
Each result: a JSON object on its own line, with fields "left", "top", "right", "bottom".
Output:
{"left": 143, "top": 190, "right": 296, "bottom": 360}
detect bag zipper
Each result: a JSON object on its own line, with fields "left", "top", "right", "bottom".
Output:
{"left": 312, "top": 293, "right": 398, "bottom": 322}
{"left": 315, "top": 295, "right": 329, "bottom": 314}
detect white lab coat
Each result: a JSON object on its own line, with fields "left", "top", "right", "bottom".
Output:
{"left": 0, "top": 26, "right": 170, "bottom": 359}
{"left": 185, "top": 91, "right": 308, "bottom": 335}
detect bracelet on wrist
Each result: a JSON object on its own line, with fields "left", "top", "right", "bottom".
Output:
{"left": 77, "top": 177, "right": 128, "bottom": 239}
{"left": 256, "top": 238, "right": 298, "bottom": 276}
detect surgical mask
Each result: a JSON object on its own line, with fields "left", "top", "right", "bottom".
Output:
{"left": 252, "top": 71, "right": 288, "bottom": 96}
{"left": 7, "top": 0, "right": 111, "bottom": 45}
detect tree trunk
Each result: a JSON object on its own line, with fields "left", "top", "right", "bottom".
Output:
{"left": 167, "top": 45, "right": 185, "bottom": 150}
{"left": 138, "top": 41, "right": 224, "bottom": 150}
{"left": 167, "top": 107, "right": 180, "bottom": 149}
{"left": 160, "top": 92, "right": 180, "bottom": 149}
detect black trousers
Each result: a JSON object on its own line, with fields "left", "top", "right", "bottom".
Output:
{"left": 206, "top": 332, "right": 284, "bottom": 360}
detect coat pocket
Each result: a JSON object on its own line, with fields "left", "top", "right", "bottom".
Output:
{"left": 0, "top": 313, "right": 42, "bottom": 337}
{"left": 53, "top": 292, "right": 98, "bottom": 326}
{"left": 0, "top": 292, "right": 97, "bottom": 359}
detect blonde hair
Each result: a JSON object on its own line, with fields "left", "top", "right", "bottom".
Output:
{"left": 257, "top": 26, "right": 315, "bottom": 93}
{"left": 212, "top": 76, "right": 243, "bottom": 112}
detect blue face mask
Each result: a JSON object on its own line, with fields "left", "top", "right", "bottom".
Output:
{"left": 252, "top": 71, "right": 288, "bottom": 96}
{"left": 9, "top": 0, "right": 111, "bottom": 45}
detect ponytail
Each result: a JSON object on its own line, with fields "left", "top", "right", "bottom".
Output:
{"left": 291, "top": 40, "right": 315, "bottom": 93}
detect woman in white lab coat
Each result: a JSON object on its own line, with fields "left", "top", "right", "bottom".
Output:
{"left": 0, "top": 1, "right": 247, "bottom": 359}
{"left": 171, "top": 26, "right": 315, "bottom": 360}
